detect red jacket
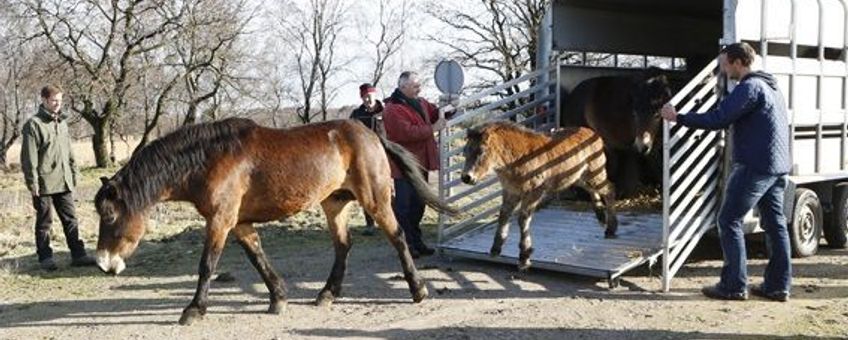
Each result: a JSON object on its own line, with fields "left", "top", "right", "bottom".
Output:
{"left": 383, "top": 95, "right": 440, "bottom": 179}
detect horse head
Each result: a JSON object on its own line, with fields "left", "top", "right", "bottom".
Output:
{"left": 461, "top": 126, "right": 499, "bottom": 185}
{"left": 631, "top": 71, "right": 672, "bottom": 155}
{"left": 94, "top": 176, "right": 146, "bottom": 275}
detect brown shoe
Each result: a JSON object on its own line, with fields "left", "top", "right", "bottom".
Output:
{"left": 71, "top": 254, "right": 97, "bottom": 267}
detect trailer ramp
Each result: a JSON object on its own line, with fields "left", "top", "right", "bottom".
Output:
{"left": 440, "top": 207, "right": 662, "bottom": 287}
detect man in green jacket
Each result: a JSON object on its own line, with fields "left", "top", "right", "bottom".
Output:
{"left": 21, "top": 85, "right": 96, "bottom": 271}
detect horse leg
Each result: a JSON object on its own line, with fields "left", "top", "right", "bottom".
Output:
{"left": 490, "top": 191, "right": 520, "bottom": 257}
{"left": 517, "top": 193, "right": 543, "bottom": 272}
{"left": 180, "top": 216, "right": 235, "bottom": 325}
{"left": 362, "top": 189, "right": 428, "bottom": 303}
{"left": 601, "top": 186, "right": 619, "bottom": 238}
{"left": 585, "top": 180, "right": 619, "bottom": 238}
{"left": 232, "top": 223, "right": 287, "bottom": 314}
{"left": 316, "top": 196, "right": 354, "bottom": 307}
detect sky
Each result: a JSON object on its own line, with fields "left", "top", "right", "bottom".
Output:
{"left": 256, "top": 0, "right": 482, "bottom": 109}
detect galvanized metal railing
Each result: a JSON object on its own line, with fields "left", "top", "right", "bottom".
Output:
{"left": 662, "top": 59, "right": 723, "bottom": 292}
{"left": 437, "top": 65, "right": 560, "bottom": 246}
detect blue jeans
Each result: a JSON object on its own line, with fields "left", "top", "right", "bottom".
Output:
{"left": 717, "top": 163, "right": 792, "bottom": 294}
{"left": 393, "top": 178, "right": 427, "bottom": 249}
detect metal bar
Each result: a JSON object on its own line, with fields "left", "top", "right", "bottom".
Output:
{"left": 556, "top": 62, "right": 562, "bottom": 128}
{"left": 790, "top": 0, "right": 799, "bottom": 175}
{"left": 817, "top": 0, "right": 825, "bottom": 173}
{"left": 670, "top": 165, "right": 720, "bottom": 227}
{"left": 438, "top": 119, "right": 448, "bottom": 248}
{"left": 442, "top": 206, "right": 500, "bottom": 238}
{"left": 446, "top": 93, "right": 555, "bottom": 143}
{"left": 445, "top": 161, "right": 464, "bottom": 174}
{"left": 670, "top": 146, "right": 719, "bottom": 206}
{"left": 760, "top": 0, "right": 769, "bottom": 69}
{"left": 669, "top": 222, "right": 712, "bottom": 278}
{"left": 446, "top": 177, "right": 498, "bottom": 203}
{"left": 671, "top": 212, "right": 717, "bottom": 261}
{"left": 670, "top": 133, "right": 719, "bottom": 184}
{"left": 842, "top": 0, "right": 848, "bottom": 170}
{"left": 662, "top": 117, "right": 672, "bottom": 292}
{"left": 451, "top": 66, "right": 556, "bottom": 113}
{"left": 448, "top": 83, "right": 555, "bottom": 128}
{"left": 454, "top": 189, "right": 502, "bottom": 215}
{"left": 670, "top": 59, "right": 718, "bottom": 106}
{"left": 670, "top": 189, "right": 718, "bottom": 249}
{"left": 680, "top": 78, "right": 719, "bottom": 113}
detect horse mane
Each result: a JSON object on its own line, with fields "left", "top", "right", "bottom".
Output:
{"left": 113, "top": 117, "right": 258, "bottom": 215}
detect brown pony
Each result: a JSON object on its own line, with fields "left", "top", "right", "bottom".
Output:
{"left": 460, "top": 121, "right": 617, "bottom": 271}
{"left": 94, "top": 118, "right": 457, "bottom": 325}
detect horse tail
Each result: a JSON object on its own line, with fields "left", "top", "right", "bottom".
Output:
{"left": 377, "top": 134, "right": 460, "bottom": 216}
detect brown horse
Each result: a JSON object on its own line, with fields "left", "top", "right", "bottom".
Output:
{"left": 460, "top": 121, "right": 617, "bottom": 271}
{"left": 560, "top": 71, "right": 672, "bottom": 197}
{"left": 94, "top": 118, "right": 457, "bottom": 325}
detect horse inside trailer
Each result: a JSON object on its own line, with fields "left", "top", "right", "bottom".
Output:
{"left": 437, "top": 0, "right": 848, "bottom": 291}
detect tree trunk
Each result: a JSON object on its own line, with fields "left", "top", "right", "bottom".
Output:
{"left": 0, "top": 149, "right": 8, "bottom": 171}
{"left": 92, "top": 119, "right": 111, "bottom": 168}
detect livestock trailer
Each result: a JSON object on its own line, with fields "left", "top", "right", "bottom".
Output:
{"left": 436, "top": 0, "right": 848, "bottom": 291}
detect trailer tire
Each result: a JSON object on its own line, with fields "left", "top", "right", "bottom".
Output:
{"left": 823, "top": 183, "right": 848, "bottom": 248}
{"left": 790, "top": 188, "right": 822, "bottom": 258}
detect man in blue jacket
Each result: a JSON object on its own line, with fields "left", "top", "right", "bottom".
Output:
{"left": 661, "top": 42, "right": 791, "bottom": 302}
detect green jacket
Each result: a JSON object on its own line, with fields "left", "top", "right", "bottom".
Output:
{"left": 20, "top": 105, "right": 79, "bottom": 195}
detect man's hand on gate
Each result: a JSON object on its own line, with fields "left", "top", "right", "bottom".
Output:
{"left": 432, "top": 118, "right": 447, "bottom": 131}
{"left": 661, "top": 103, "right": 678, "bottom": 122}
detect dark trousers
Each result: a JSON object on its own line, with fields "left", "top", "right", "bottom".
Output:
{"left": 392, "top": 178, "right": 427, "bottom": 249}
{"left": 33, "top": 191, "right": 86, "bottom": 261}
{"left": 717, "top": 164, "right": 792, "bottom": 294}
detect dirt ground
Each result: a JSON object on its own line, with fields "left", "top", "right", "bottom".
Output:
{"left": 1, "top": 170, "right": 847, "bottom": 339}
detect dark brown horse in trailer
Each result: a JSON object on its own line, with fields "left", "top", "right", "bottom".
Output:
{"left": 460, "top": 121, "right": 617, "bottom": 271}
{"left": 560, "top": 69, "right": 672, "bottom": 197}
{"left": 93, "top": 118, "right": 458, "bottom": 325}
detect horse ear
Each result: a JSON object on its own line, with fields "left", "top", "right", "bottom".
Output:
{"left": 100, "top": 176, "right": 110, "bottom": 186}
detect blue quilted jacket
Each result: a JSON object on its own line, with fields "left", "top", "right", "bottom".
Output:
{"left": 677, "top": 71, "right": 791, "bottom": 175}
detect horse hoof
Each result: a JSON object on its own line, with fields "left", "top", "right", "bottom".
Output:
{"left": 178, "top": 308, "right": 204, "bottom": 326}
{"left": 605, "top": 232, "right": 618, "bottom": 239}
{"left": 268, "top": 300, "right": 287, "bottom": 314}
{"left": 489, "top": 246, "right": 502, "bottom": 257}
{"left": 315, "top": 290, "right": 335, "bottom": 307}
{"left": 412, "top": 285, "right": 429, "bottom": 303}
{"left": 517, "top": 261, "right": 531, "bottom": 272}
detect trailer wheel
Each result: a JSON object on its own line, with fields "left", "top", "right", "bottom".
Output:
{"left": 790, "top": 188, "right": 822, "bottom": 258}
{"left": 823, "top": 183, "right": 848, "bottom": 248}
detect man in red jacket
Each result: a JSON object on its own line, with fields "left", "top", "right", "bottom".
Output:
{"left": 383, "top": 71, "right": 447, "bottom": 258}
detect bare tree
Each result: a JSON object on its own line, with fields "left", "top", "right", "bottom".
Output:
{"left": 275, "top": 0, "right": 349, "bottom": 124}
{"left": 425, "top": 0, "right": 550, "bottom": 97}
{"left": 17, "top": 0, "right": 188, "bottom": 167}
{"left": 177, "top": 0, "right": 255, "bottom": 126}
{"left": 356, "top": 0, "right": 411, "bottom": 88}
{"left": 0, "top": 4, "right": 48, "bottom": 169}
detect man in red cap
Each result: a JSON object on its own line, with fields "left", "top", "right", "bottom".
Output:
{"left": 349, "top": 83, "right": 384, "bottom": 235}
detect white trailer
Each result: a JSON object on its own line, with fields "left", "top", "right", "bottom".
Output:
{"left": 436, "top": 0, "right": 848, "bottom": 291}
